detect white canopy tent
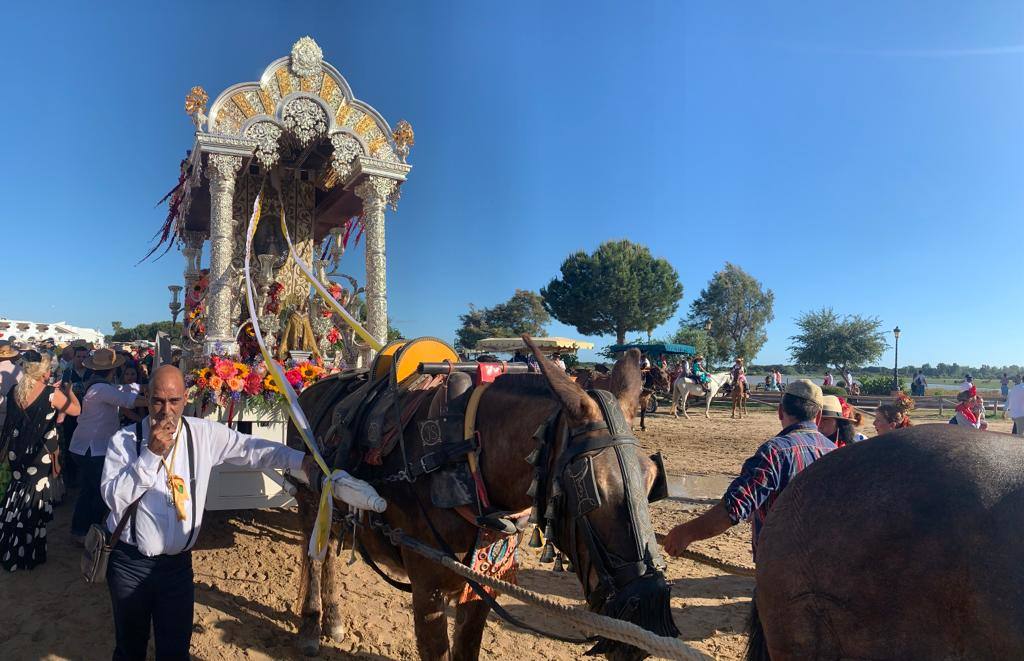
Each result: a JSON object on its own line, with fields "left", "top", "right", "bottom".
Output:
{"left": 474, "top": 336, "right": 594, "bottom": 355}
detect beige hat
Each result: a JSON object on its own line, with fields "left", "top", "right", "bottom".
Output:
{"left": 820, "top": 395, "right": 843, "bottom": 418}
{"left": 84, "top": 347, "right": 124, "bottom": 371}
{"left": 0, "top": 341, "right": 18, "bottom": 361}
{"left": 785, "top": 379, "right": 824, "bottom": 407}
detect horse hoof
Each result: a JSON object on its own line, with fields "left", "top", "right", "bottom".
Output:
{"left": 328, "top": 623, "right": 346, "bottom": 642}
{"left": 299, "top": 637, "right": 321, "bottom": 657}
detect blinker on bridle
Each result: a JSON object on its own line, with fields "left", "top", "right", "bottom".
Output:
{"left": 526, "top": 389, "right": 667, "bottom": 611}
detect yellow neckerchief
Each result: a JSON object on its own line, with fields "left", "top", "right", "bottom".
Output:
{"left": 153, "top": 419, "right": 189, "bottom": 521}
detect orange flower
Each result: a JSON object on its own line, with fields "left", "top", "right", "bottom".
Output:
{"left": 227, "top": 376, "right": 244, "bottom": 392}
{"left": 208, "top": 375, "right": 223, "bottom": 391}
{"left": 196, "top": 376, "right": 208, "bottom": 389}
{"left": 214, "top": 359, "right": 237, "bottom": 380}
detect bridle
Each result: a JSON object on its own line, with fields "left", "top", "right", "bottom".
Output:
{"left": 527, "top": 389, "right": 671, "bottom": 618}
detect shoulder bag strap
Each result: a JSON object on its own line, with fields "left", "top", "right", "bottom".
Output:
{"left": 182, "top": 420, "right": 198, "bottom": 550}
{"left": 130, "top": 420, "right": 142, "bottom": 543}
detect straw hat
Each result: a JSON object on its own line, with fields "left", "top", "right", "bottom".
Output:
{"left": 820, "top": 395, "right": 844, "bottom": 419}
{"left": 84, "top": 347, "right": 124, "bottom": 371}
{"left": 0, "top": 341, "right": 19, "bottom": 360}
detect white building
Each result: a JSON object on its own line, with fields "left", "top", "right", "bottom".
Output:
{"left": 0, "top": 318, "right": 105, "bottom": 347}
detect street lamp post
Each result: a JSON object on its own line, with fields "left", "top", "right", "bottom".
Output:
{"left": 892, "top": 326, "right": 901, "bottom": 391}
{"left": 168, "top": 285, "right": 183, "bottom": 326}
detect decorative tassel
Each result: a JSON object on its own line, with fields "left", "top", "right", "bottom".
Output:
{"left": 528, "top": 525, "right": 544, "bottom": 548}
{"left": 551, "top": 481, "right": 563, "bottom": 497}
{"left": 526, "top": 478, "right": 538, "bottom": 499}
{"left": 553, "top": 553, "right": 564, "bottom": 572}
{"left": 540, "top": 542, "right": 556, "bottom": 563}
{"left": 525, "top": 448, "right": 540, "bottom": 465}
{"left": 528, "top": 507, "right": 539, "bottom": 525}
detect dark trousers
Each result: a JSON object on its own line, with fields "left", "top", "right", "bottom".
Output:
{"left": 107, "top": 544, "right": 194, "bottom": 661}
{"left": 61, "top": 418, "right": 79, "bottom": 486}
{"left": 71, "top": 450, "right": 109, "bottom": 537}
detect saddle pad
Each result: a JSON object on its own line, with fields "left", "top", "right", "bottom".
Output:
{"left": 457, "top": 528, "right": 521, "bottom": 604}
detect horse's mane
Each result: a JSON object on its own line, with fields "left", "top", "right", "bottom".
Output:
{"left": 488, "top": 373, "right": 555, "bottom": 399}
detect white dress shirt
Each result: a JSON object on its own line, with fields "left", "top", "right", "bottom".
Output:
{"left": 1007, "top": 384, "right": 1024, "bottom": 419}
{"left": 0, "top": 361, "right": 22, "bottom": 431}
{"left": 70, "top": 382, "right": 140, "bottom": 456}
{"left": 101, "top": 415, "right": 304, "bottom": 557}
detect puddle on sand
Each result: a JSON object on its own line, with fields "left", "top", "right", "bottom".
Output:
{"left": 665, "top": 473, "right": 734, "bottom": 502}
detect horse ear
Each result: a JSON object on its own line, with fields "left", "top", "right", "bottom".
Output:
{"left": 522, "top": 335, "right": 602, "bottom": 422}
{"left": 609, "top": 348, "right": 643, "bottom": 423}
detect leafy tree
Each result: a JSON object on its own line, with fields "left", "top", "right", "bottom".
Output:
{"left": 541, "top": 240, "right": 683, "bottom": 345}
{"left": 669, "top": 323, "right": 719, "bottom": 364}
{"left": 107, "top": 320, "right": 182, "bottom": 344}
{"left": 687, "top": 263, "right": 774, "bottom": 363}
{"left": 788, "top": 308, "right": 887, "bottom": 370}
{"left": 454, "top": 289, "right": 550, "bottom": 350}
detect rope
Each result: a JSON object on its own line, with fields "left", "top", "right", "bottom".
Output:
{"left": 377, "top": 524, "right": 710, "bottom": 661}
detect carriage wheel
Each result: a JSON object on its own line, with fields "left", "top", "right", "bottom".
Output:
{"left": 646, "top": 397, "right": 658, "bottom": 414}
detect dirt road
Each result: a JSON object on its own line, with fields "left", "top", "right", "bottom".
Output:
{"left": 6, "top": 409, "right": 1010, "bottom": 660}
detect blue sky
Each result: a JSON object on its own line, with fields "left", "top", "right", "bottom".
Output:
{"left": 2, "top": 2, "right": 1022, "bottom": 367}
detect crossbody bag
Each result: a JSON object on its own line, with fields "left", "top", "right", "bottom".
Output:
{"left": 81, "top": 420, "right": 196, "bottom": 583}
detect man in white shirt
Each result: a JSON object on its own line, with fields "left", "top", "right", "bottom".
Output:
{"left": 101, "top": 365, "right": 317, "bottom": 660}
{"left": 0, "top": 341, "right": 23, "bottom": 431}
{"left": 1006, "top": 376, "right": 1024, "bottom": 437}
{"left": 69, "top": 348, "right": 147, "bottom": 541}
{"left": 959, "top": 375, "right": 974, "bottom": 392}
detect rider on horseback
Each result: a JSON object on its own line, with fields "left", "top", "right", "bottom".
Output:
{"left": 692, "top": 355, "right": 711, "bottom": 393}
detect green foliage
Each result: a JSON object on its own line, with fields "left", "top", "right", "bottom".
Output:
{"left": 687, "top": 263, "right": 774, "bottom": 363}
{"left": 454, "top": 289, "right": 549, "bottom": 350}
{"left": 788, "top": 308, "right": 887, "bottom": 370}
{"left": 859, "top": 375, "right": 905, "bottom": 396}
{"left": 669, "top": 324, "right": 719, "bottom": 366}
{"left": 107, "top": 320, "right": 182, "bottom": 344}
{"left": 820, "top": 385, "right": 848, "bottom": 397}
{"left": 388, "top": 322, "right": 403, "bottom": 342}
{"left": 542, "top": 240, "right": 683, "bottom": 345}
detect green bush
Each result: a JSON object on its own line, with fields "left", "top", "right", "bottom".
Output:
{"left": 860, "top": 375, "right": 906, "bottom": 395}
{"left": 820, "top": 385, "right": 848, "bottom": 397}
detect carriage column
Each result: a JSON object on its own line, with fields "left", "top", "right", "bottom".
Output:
{"left": 204, "top": 153, "right": 243, "bottom": 356}
{"left": 354, "top": 175, "right": 398, "bottom": 357}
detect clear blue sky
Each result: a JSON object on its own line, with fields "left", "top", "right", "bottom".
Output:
{"left": 3, "top": 2, "right": 1022, "bottom": 367}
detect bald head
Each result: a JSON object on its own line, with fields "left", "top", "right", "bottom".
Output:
{"left": 152, "top": 364, "right": 185, "bottom": 392}
{"left": 150, "top": 365, "right": 186, "bottom": 435}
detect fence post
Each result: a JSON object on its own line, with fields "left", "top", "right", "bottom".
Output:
{"left": 939, "top": 399, "right": 943, "bottom": 416}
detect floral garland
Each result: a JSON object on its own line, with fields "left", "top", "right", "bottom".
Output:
{"left": 186, "top": 354, "right": 333, "bottom": 420}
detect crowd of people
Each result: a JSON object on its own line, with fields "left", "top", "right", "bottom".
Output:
{"left": 0, "top": 337, "right": 321, "bottom": 659}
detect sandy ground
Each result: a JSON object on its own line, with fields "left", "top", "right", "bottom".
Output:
{"left": 3, "top": 406, "right": 1015, "bottom": 660}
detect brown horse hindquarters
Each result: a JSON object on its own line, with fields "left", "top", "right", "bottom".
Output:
{"left": 754, "top": 427, "right": 1024, "bottom": 660}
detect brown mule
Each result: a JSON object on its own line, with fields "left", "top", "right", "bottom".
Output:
{"left": 290, "top": 339, "right": 678, "bottom": 660}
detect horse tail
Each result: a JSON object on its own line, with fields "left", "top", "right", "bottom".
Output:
{"left": 744, "top": 600, "right": 770, "bottom": 661}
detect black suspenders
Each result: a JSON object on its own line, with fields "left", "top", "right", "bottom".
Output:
{"left": 132, "top": 419, "right": 198, "bottom": 552}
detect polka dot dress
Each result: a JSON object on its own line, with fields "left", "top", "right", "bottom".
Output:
{"left": 0, "top": 386, "right": 59, "bottom": 572}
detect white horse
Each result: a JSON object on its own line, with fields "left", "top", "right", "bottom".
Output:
{"left": 671, "top": 372, "right": 731, "bottom": 419}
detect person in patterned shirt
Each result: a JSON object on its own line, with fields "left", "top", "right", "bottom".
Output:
{"left": 662, "top": 379, "right": 836, "bottom": 561}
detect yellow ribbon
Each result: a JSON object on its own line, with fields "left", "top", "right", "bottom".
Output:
{"left": 243, "top": 187, "right": 361, "bottom": 560}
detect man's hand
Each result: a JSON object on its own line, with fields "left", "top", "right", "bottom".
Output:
{"left": 148, "top": 422, "right": 177, "bottom": 456}
{"left": 662, "top": 523, "right": 695, "bottom": 557}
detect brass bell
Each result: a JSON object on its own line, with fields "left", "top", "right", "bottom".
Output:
{"left": 528, "top": 525, "right": 544, "bottom": 548}
{"left": 540, "top": 542, "right": 556, "bottom": 563}
{"left": 553, "top": 553, "right": 564, "bottom": 572}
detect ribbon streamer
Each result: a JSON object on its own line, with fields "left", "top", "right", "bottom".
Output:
{"left": 275, "top": 201, "right": 382, "bottom": 352}
{"left": 242, "top": 189, "right": 341, "bottom": 560}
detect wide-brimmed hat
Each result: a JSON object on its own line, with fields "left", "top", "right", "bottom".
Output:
{"left": 0, "top": 341, "right": 18, "bottom": 360}
{"left": 84, "top": 347, "right": 124, "bottom": 371}
{"left": 820, "top": 395, "right": 844, "bottom": 418}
